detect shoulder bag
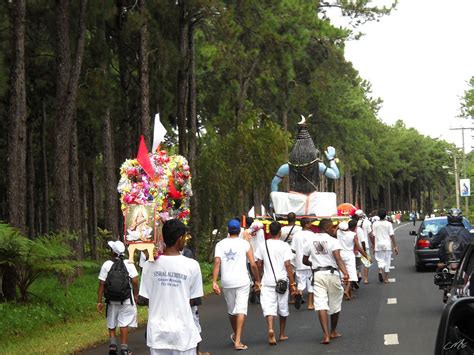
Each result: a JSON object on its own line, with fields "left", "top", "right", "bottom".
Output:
{"left": 265, "top": 239, "right": 288, "bottom": 294}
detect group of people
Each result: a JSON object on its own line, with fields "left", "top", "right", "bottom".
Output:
{"left": 96, "top": 207, "right": 399, "bottom": 354}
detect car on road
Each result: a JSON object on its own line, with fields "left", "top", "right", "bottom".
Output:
{"left": 412, "top": 216, "right": 473, "bottom": 272}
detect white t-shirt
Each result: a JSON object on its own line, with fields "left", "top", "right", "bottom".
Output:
{"left": 303, "top": 233, "right": 342, "bottom": 270}
{"left": 215, "top": 237, "right": 251, "bottom": 288}
{"left": 291, "top": 230, "right": 313, "bottom": 270}
{"left": 280, "top": 225, "right": 303, "bottom": 245}
{"left": 337, "top": 229, "right": 356, "bottom": 253}
{"left": 98, "top": 258, "right": 139, "bottom": 305}
{"left": 372, "top": 220, "right": 394, "bottom": 251}
{"left": 247, "top": 229, "right": 265, "bottom": 255}
{"left": 357, "top": 219, "right": 371, "bottom": 245}
{"left": 254, "top": 239, "right": 293, "bottom": 287}
{"left": 139, "top": 255, "right": 203, "bottom": 351}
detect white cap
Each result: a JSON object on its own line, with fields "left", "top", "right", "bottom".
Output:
{"left": 108, "top": 240, "right": 125, "bottom": 255}
{"left": 338, "top": 221, "right": 349, "bottom": 231}
{"left": 371, "top": 216, "right": 380, "bottom": 222}
{"left": 355, "top": 209, "right": 364, "bottom": 217}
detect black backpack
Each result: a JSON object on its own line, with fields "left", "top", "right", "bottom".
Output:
{"left": 104, "top": 258, "right": 132, "bottom": 304}
{"left": 444, "top": 227, "right": 468, "bottom": 262}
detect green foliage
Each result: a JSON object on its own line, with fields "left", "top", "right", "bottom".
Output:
{"left": 460, "top": 77, "right": 474, "bottom": 119}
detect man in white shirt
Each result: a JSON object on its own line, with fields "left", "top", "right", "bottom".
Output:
{"left": 255, "top": 221, "right": 297, "bottom": 345}
{"left": 280, "top": 212, "right": 302, "bottom": 246}
{"left": 139, "top": 219, "right": 204, "bottom": 355}
{"left": 355, "top": 210, "right": 373, "bottom": 284}
{"left": 371, "top": 209, "right": 399, "bottom": 283}
{"left": 302, "top": 219, "right": 349, "bottom": 345}
{"left": 212, "top": 219, "right": 261, "bottom": 351}
{"left": 291, "top": 218, "right": 314, "bottom": 310}
{"left": 97, "top": 241, "right": 139, "bottom": 355}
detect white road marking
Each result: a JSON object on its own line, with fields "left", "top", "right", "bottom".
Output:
{"left": 388, "top": 278, "right": 396, "bottom": 283}
{"left": 390, "top": 266, "right": 395, "bottom": 269}
{"left": 384, "top": 333, "right": 399, "bottom": 345}
{"left": 387, "top": 298, "right": 397, "bottom": 304}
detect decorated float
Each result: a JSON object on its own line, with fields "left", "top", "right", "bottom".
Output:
{"left": 253, "top": 116, "right": 356, "bottom": 233}
{"left": 117, "top": 114, "right": 192, "bottom": 262}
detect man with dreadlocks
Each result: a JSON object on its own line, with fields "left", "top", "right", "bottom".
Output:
{"left": 270, "top": 116, "right": 340, "bottom": 216}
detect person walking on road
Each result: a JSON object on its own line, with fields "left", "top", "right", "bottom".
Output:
{"left": 337, "top": 220, "right": 369, "bottom": 300}
{"left": 291, "top": 217, "right": 314, "bottom": 310}
{"left": 139, "top": 219, "right": 204, "bottom": 355}
{"left": 97, "top": 241, "right": 139, "bottom": 355}
{"left": 371, "top": 209, "right": 399, "bottom": 283}
{"left": 212, "top": 219, "right": 261, "bottom": 351}
{"left": 254, "top": 221, "right": 297, "bottom": 345}
{"left": 280, "top": 212, "right": 302, "bottom": 246}
{"left": 354, "top": 210, "right": 373, "bottom": 284}
{"left": 302, "top": 219, "right": 349, "bottom": 345}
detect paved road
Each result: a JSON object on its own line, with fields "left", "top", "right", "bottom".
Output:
{"left": 83, "top": 222, "right": 444, "bottom": 355}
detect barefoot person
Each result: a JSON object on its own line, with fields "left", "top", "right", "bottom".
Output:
{"left": 255, "top": 221, "right": 297, "bottom": 345}
{"left": 371, "top": 209, "right": 399, "bottom": 283}
{"left": 291, "top": 218, "right": 314, "bottom": 310}
{"left": 303, "top": 219, "right": 349, "bottom": 345}
{"left": 337, "top": 220, "right": 369, "bottom": 300}
{"left": 213, "top": 219, "right": 261, "bottom": 351}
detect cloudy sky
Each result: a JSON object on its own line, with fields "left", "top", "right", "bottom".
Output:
{"left": 330, "top": 0, "right": 474, "bottom": 152}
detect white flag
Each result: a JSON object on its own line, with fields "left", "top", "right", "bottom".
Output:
{"left": 152, "top": 113, "right": 167, "bottom": 153}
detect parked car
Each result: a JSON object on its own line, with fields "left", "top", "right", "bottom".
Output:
{"left": 411, "top": 216, "right": 473, "bottom": 272}
{"left": 434, "top": 241, "right": 474, "bottom": 354}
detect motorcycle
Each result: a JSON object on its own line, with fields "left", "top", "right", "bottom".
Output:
{"left": 434, "top": 260, "right": 459, "bottom": 303}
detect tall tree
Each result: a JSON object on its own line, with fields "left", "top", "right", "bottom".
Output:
{"left": 53, "top": 0, "right": 87, "bottom": 232}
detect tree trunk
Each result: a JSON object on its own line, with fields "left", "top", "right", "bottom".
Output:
{"left": 177, "top": 0, "right": 189, "bottom": 156}
{"left": 187, "top": 20, "right": 200, "bottom": 255}
{"left": 70, "top": 118, "right": 83, "bottom": 259}
{"left": 103, "top": 108, "right": 120, "bottom": 238}
{"left": 138, "top": 0, "right": 151, "bottom": 144}
{"left": 53, "top": 0, "right": 87, "bottom": 232}
{"left": 116, "top": 0, "right": 133, "bottom": 157}
{"left": 41, "top": 102, "right": 49, "bottom": 234}
{"left": 90, "top": 169, "right": 98, "bottom": 260}
{"left": 236, "top": 58, "right": 258, "bottom": 124}
{"left": 7, "top": 0, "right": 27, "bottom": 234}
{"left": 26, "top": 122, "right": 35, "bottom": 239}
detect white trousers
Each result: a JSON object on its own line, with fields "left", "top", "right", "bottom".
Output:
{"left": 260, "top": 285, "right": 289, "bottom": 317}
{"left": 375, "top": 250, "right": 392, "bottom": 272}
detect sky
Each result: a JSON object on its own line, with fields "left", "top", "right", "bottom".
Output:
{"left": 328, "top": 0, "right": 474, "bottom": 153}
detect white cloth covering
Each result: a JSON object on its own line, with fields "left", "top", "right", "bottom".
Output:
{"left": 295, "top": 269, "right": 313, "bottom": 292}
{"left": 303, "top": 233, "right": 342, "bottom": 272}
{"left": 291, "top": 230, "right": 313, "bottom": 271}
{"left": 372, "top": 220, "right": 394, "bottom": 251}
{"left": 139, "top": 255, "right": 203, "bottom": 352}
{"left": 270, "top": 191, "right": 337, "bottom": 216}
{"left": 260, "top": 285, "right": 290, "bottom": 317}
{"left": 375, "top": 250, "right": 392, "bottom": 272}
{"left": 254, "top": 239, "right": 293, "bottom": 287}
{"left": 214, "top": 237, "right": 251, "bottom": 288}
{"left": 222, "top": 284, "right": 251, "bottom": 315}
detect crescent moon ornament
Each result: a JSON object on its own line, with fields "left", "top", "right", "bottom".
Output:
{"left": 298, "top": 115, "right": 306, "bottom": 124}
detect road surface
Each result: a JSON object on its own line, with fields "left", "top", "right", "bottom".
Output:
{"left": 83, "top": 222, "right": 443, "bottom": 354}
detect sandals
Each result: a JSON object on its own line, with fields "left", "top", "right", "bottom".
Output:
{"left": 235, "top": 344, "right": 248, "bottom": 351}
{"left": 230, "top": 333, "right": 236, "bottom": 344}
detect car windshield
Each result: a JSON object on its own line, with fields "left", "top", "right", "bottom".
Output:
{"left": 420, "top": 217, "right": 472, "bottom": 237}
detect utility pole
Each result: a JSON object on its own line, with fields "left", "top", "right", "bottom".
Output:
{"left": 450, "top": 126, "right": 473, "bottom": 213}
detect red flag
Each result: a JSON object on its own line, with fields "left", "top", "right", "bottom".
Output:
{"left": 136, "top": 135, "right": 155, "bottom": 178}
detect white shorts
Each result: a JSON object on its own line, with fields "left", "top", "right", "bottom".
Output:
{"left": 340, "top": 251, "right": 358, "bottom": 282}
{"left": 260, "top": 285, "right": 289, "bottom": 317}
{"left": 150, "top": 348, "right": 197, "bottom": 355}
{"left": 312, "top": 273, "right": 343, "bottom": 315}
{"left": 295, "top": 269, "right": 313, "bottom": 292}
{"left": 375, "top": 250, "right": 392, "bottom": 272}
{"left": 223, "top": 284, "right": 250, "bottom": 316}
{"left": 106, "top": 302, "right": 137, "bottom": 329}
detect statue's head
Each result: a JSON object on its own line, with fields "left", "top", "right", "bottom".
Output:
{"left": 288, "top": 115, "right": 320, "bottom": 166}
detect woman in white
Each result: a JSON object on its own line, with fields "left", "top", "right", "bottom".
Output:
{"left": 337, "top": 220, "right": 369, "bottom": 300}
